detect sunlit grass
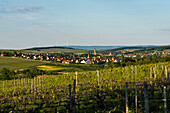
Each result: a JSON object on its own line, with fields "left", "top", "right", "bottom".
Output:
{"left": 37, "top": 65, "right": 69, "bottom": 71}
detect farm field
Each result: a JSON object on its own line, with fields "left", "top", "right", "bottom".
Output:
{"left": 36, "top": 63, "right": 104, "bottom": 73}
{"left": 0, "top": 62, "right": 170, "bottom": 112}
{"left": 0, "top": 56, "right": 104, "bottom": 74}
{"left": 0, "top": 56, "right": 49, "bottom": 70}
{"left": 37, "top": 65, "right": 70, "bottom": 71}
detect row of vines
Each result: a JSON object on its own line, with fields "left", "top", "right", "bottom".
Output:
{"left": 0, "top": 62, "right": 170, "bottom": 112}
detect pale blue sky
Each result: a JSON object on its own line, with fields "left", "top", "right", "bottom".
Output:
{"left": 0, "top": 0, "right": 170, "bottom": 49}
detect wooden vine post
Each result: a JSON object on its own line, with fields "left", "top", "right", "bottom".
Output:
{"left": 3, "top": 80, "right": 4, "bottom": 92}
{"left": 17, "top": 79, "right": 19, "bottom": 89}
{"left": 163, "top": 86, "right": 167, "bottom": 113}
{"left": 69, "top": 84, "right": 72, "bottom": 111}
{"left": 156, "top": 65, "right": 159, "bottom": 79}
{"left": 135, "top": 83, "right": 138, "bottom": 113}
{"left": 73, "top": 79, "right": 76, "bottom": 104}
{"left": 14, "top": 79, "right": 15, "bottom": 92}
{"left": 34, "top": 77, "right": 36, "bottom": 93}
{"left": 143, "top": 82, "right": 149, "bottom": 113}
{"left": 153, "top": 67, "right": 157, "bottom": 80}
{"left": 135, "top": 65, "right": 137, "bottom": 82}
{"left": 125, "top": 83, "right": 128, "bottom": 113}
{"left": 131, "top": 65, "right": 133, "bottom": 80}
{"left": 75, "top": 71, "right": 78, "bottom": 87}
{"left": 41, "top": 76, "right": 43, "bottom": 90}
{"left": 162, "top": 65, "right": 164, "bottom": 82}
{"left": 165, "top": 66, "right": 168, "bottom": 78}
{"left": 97, "top": 70, "right": 100, "bottom": 87}
{"left": 168, "top": 68, "right": 170, "bottom": 83}
{"left": 31, "top": 79, "right": 33, "bottom": 94}
{"left": 150, "top": 67, "right": 152, "bottom": 79}
{"left": 150, "top": 67, "right": 153, "bottom": 84}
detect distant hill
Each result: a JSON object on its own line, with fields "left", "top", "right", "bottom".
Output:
{"left": 98, "top": 45, "right": 170, "bottom": 54}
{"left": 68, "top": 46, "right": 123, "bottom": 50}
{"left": 23, "top": 46, "right": 90, "bottom": 53}
{"left": 24, "top": 46, "right": 74, "bottom": 50}
{"left": 22, "top": 45, "right": 170, "bottom": 54}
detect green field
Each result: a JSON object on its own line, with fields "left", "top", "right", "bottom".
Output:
{"left": 0, "top": 56, "right": 49, "bottom": 70}
{"left": 0, "top": 57, "right": 103, "bottom": 73}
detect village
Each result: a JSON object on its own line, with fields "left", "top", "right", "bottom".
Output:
{"left": 1, "top": 49, "right": 170, "bottom": 65}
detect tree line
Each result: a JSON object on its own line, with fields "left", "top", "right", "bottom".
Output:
{"left": 107, "top": 55, "right": 170, "bottom": 68}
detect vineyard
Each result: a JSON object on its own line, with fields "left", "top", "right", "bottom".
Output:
{"left": 0, "top": 62, "right": 170, "bottom": 112}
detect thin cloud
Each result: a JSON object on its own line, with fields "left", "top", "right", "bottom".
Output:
{"left": 0, "top": 6, "right": 43, "bottom": 13}
{"left": 158, "top": 28, "right": 170, "bottom": 32}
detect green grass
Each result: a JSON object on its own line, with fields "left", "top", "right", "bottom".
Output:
{"left": 0, "top": 56, "right": 103, "bottom": 72}
{"left": 0, "top": 56, "right": 49, "bottom": 70}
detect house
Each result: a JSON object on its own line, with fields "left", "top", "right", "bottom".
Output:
{"left": 46, "top": 56, "right": 50, "bottom": 60}
{"left": 1, "top": 54, "right": 7, "bottom": 56}
{"left": 86, "top": 59, "right": 93, "bottom": 64}
{"left": 27, "top": 56, "right": 30, "bottom": 59}
{"left": 92, "top": 57, "right": 96, "bottom": 60}
{"left": 106, "top": 59, "right": 110, "bottom": 63}
{"left": 62, "top": 60, "right": 71, "bottom": 64}
{"left": 112, "top": 59, "right": 118, "bottom": 62}
{"left": 80, "top": 60, "right": 86, "bottom": 64}
{"left": 75, "top": 60, "right": 80, "bottom": 63}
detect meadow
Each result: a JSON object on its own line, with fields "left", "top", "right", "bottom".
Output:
{"left": 0, "top": 57, "right": 49, "bottom": 70}
{"left": 0, "top": 57, "right": 103, "bottom": 75}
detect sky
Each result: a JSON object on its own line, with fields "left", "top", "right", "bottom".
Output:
{"left": 0, "top": 0, "right": 170, "bottom": 49}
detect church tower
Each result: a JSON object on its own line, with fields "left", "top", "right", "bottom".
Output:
{"left": 94, "top": 49, "right": 97, "bottom": 55}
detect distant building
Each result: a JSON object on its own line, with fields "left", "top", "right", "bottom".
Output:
{"left": 86, "top": 58, "right": 93, "bottom": 64}
{"left": 80, "top": 60, "right": 86, "bottom": 64}
{"left": 1, "top": 54, "right": 7, "bottom": 56}
{"left": 109, "top": 52, "right": 112, "bottom": 56}
{"left": 94, "top": 49, "right": 97, "bottom": 55}
{"left": 62, "top": 60, "right": 71, "bottom": 64}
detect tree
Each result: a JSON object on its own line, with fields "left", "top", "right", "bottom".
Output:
{"left": 13, "top": 51, "right": 18, "bottom": 55}
{"left": 0, "top": 68, "right": 11, "bottom": 80}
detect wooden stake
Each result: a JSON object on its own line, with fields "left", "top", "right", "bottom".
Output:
{"left": 73, "top": 79, "right": 76, "bottom": 104}
{"left": 144, "top": 82, "right": 149, "bottom": 113}
{"left": 97, "top": 70, "right": 100, "bottom": 86}
{"left": 34, "top": 77, "right": 36, "bottom": 92}
{"left": 156, "top": 65, "right": 159, "bottom": 79}
{"left": 14, "top": 79, "right": 15, "bottom": 89}
{"left": 135, "top": 65, "right": 137, "bottom": 82}
{"left": 165, "top": 66, "right": 168, "bottom": 78}
{"left": 150, "top": 67, "right": 152, "bottom": 79}
{"left": 3, "top": 80, "right": 4, "bottom": 92}
{"left": 135, "top": 83, "right": 138, "bottom": 113}
{"left": 163, "top": 86, "right": 167, "bottom": 113}
{"left": 69, "top": 84, "right": 72, "bottom": 111}
{"left": 125, "top": 83, "right": 128, "bottom": 113}
{"left": 153, "top": 67, "right": 157, "bottom": 80}
{"left": 31, "top": 79, "right": 33, "bottom": 94}
{"left": 17, "top": 79, "right": 19, "bottom": 88}
{"left": 75, "top": 71, "right": 78, "bottom": 87}
{"left": 168, "top": 68, "right": 170, "bottom": 84}
{"left": 39, "top": 77, "right": 41, "bottom": 91}
{"left": 131, "top": 65, "right": 133, "bottom": 75}
{"left": 162, "top": 65, "right": 164, "bottom": 82}
{"left": 26, "top": 78, "right": 27, "bottom": 86}
{"left": 42, "top": 76, "right": 43, "bottom": 90}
